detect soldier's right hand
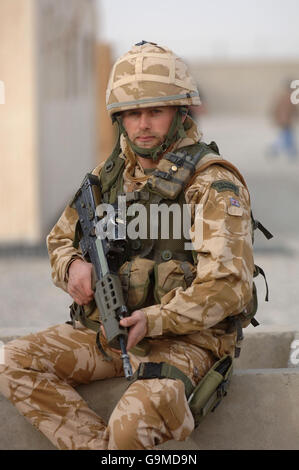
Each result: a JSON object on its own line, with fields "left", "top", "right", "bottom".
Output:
{"left": 67, "top": 259, "right": 94, "bottom": 305}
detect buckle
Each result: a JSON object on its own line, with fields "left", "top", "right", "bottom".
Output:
{"left": 137, "top": 362, "right": 163, "bottom": 380}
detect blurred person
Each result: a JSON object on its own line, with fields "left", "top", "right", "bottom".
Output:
{"left": 268, "top": 80, "right": 298, "bottom": 160}
{"left": 0, "top": 41, "right": 255, "bottom": 450}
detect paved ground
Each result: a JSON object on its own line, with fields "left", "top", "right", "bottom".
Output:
{"left": 1, "top": 114, "right": 299, "bottom": 336}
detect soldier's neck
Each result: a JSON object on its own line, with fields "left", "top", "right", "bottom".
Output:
{"left": 137, "top": 155, "right": 161, "bottom": 170}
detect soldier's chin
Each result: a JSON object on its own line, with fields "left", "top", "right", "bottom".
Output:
{"left": 136, "top": 139, "right": 159, "bottom": 148}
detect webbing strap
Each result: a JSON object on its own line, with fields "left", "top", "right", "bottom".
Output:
{"left": 252, "top": 216, "right": 274, "bottom": 240}
{"left": 130, "top": 361, "right": 194, "bottom": 399}
{"left": 254, "top": 264, "right": 270, "bottom": 301}
{"left": 68, "top": 302, "right": 101, "bottom": 332}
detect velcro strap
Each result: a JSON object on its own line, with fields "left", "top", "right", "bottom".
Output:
{"left": 131, "top": 361, "right": 194, "bottom": 399}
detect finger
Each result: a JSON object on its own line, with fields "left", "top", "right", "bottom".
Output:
{"left": 120, "top": 316, "right": 137, "bottom": 327}
{"left": 70, "top": 282, "right": 93, "bottom": 301}
{"left": 72, "top": 279, "right": 92, "bottom": 296}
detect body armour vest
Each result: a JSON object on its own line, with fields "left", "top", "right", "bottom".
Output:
{"left": 98, "top": 141, "right": 220, "bottom": 312}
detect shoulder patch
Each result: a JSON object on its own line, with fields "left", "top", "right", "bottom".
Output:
{"left": 211, "top": 179, "right": 239, "bottom": 196}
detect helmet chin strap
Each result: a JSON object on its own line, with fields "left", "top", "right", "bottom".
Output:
{"left": 116, "top": 108, "right": 188, "bottom": 161}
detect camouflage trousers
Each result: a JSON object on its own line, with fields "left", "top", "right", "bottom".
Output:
{"left": 0, "top": 323, "right": 215, "bottom": 450}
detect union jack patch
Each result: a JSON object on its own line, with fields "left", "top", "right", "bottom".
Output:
{"left": 230, "top": 197, "right": 240, "bottom": 207}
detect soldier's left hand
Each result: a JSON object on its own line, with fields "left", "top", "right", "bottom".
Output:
{"left": 120, "top": 310, "right": 147, "bottom": 351}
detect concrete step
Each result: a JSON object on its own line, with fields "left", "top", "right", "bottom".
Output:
{"left": 1, "top": 327, "right": 299, "bottom": 450}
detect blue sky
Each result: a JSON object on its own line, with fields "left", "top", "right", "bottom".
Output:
{"left": 97, "top": 0, "right": 299, "bottom": 62}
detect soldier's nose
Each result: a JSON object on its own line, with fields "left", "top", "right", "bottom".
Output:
{"left": 139, "top": 112, "right": 151, "bottom": 130}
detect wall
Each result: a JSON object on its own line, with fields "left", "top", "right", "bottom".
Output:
{"left": 190, "top": 60, "right": 299, "bottom": 115}
{"left": 0, "top": 0, "right": 98, "bottom": 243}
{"left": 36, "top": 0, "right": 97, "bottom": 237}
{"left": 0, "top": 0, "right": 39, "bottom": 242}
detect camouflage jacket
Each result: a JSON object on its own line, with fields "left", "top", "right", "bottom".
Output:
{"left": 47, "top": 117, "right": 254, "bottom": 358}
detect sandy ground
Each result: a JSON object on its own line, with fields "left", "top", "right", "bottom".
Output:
{"left": 1, "top": 114, "right": 299, "bottom": 336}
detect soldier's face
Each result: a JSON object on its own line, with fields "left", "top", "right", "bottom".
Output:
{"left": 122, "top": 106, "right": 177, "bottom": 149}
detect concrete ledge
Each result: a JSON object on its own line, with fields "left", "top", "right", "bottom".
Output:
{"left": 1, "top": 328, "right": 299, "bottom": 450}
{"left": 1, "top": 369, "right": 299, "bottom": 450}
{"left": 234, "top": 326, "right": 297, "bottom": 369}
{"left": 160, "top": 368, "right": 299, "bottom": 450}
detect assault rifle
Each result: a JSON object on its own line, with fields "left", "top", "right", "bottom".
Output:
{"left": 72, "top": 173, "right": 133, "bottom": 380}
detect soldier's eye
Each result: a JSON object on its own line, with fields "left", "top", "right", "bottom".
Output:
{"left": 124, "top": 110, "right": 140, "bottom": 118}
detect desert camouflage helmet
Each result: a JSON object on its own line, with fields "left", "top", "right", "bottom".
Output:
{"left": 106, "top": 41, "right": 201, "bottom": 117}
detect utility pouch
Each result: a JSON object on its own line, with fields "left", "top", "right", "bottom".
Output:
{"left": 188, "top": 355, "right": 233, "bottom": 427}
{"left": 154, "top": 259, "right": 196, "bottom": 303}
{"left": 118, "top": 257, "right": 155, "bottom": 310}
{"left": 147, "top": 150, "right": 202, "bottom": 200}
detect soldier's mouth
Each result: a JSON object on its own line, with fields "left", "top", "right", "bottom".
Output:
{"left": 136, "top": 136, "right": 155, "bottom": 142}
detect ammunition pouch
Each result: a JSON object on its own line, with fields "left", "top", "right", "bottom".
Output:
{"left": 119, "top": 257, "right": 155, "bottom": 310}
{"left": 118, "top": 256, "right": 196, "bottom": 311}
{"left": 147, "top": 149, "right": 207, "bottom": 200}
{"left": 154, "top": 259, "right": 196, "bottom": 303}
{"left": 129, "top": 355, "right": 233, "bottom": 428}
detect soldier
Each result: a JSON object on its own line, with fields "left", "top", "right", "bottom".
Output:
{"left": 0, "top": 41, "right": 254, "bottom": 450}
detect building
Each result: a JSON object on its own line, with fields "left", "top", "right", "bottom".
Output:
{"left": 0, "top": 0, "right": 100, "bottom": 245}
